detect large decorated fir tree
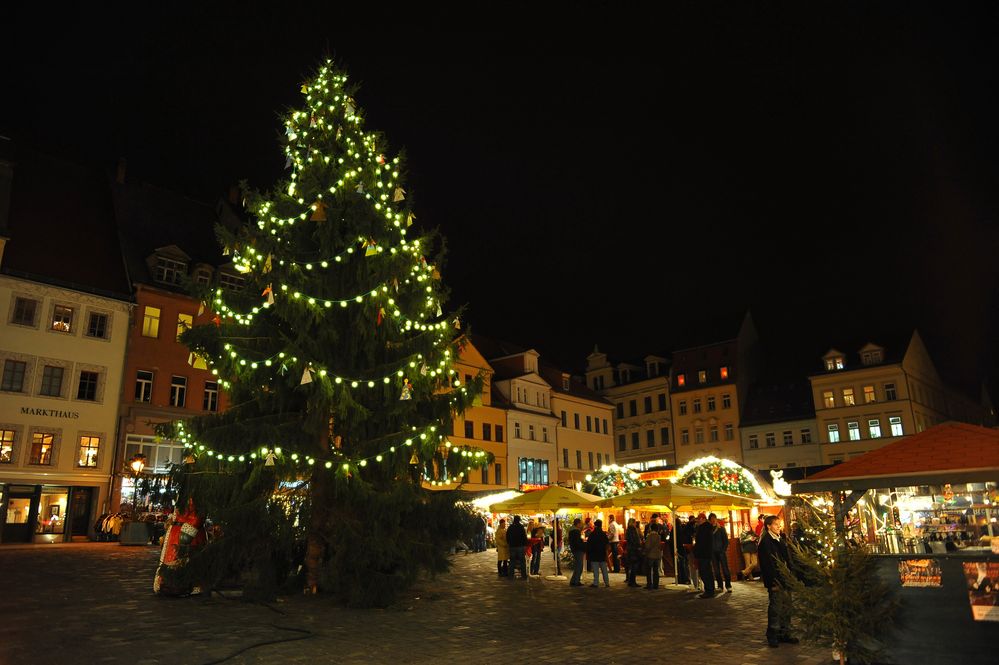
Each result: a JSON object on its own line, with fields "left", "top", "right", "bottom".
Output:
{"left": 160, "top": 59, "right": 491, "bottom": 606}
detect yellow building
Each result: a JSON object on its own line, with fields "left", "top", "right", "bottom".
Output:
{"left": 540, "top": 364, "right": 615, "bottom": 486}
{"left": 808, "top": 331, "right": 990, "bottom": 464}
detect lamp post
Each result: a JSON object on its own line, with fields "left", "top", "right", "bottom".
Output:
{"left": 129, "top": 453, "right": 146, "bottom": 518}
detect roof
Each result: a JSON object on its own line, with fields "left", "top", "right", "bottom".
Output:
{"left": 539, "top": 362, "right": 613, "bottom": 405}
{"left": 468, "top": 332, "right": 530, "bottom": 361}
{"left": 670, "top": 309, "right": 752, "bottom": 354}
{"left": 2, "top": 147, "right": 131, "bottom": 299}
{"left": 792, "top": 422, "right": 999, "bottom": 492}
{"left": 805, "top": 331, "right": 913, "bottom": 377}
{"left": 741, "top": 381, "right": 815, "bottom": 426}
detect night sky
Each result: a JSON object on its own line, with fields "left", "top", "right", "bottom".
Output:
{"left": 4, "top": 4, "right": 998, "bottom": 395}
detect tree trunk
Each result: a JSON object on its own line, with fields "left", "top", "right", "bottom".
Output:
{"left": 304, "top": 427, "right": 332, "bottom": 593}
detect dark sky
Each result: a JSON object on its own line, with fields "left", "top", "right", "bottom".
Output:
{"left": 4, "top": 3, "right": 998, "bottom": 395}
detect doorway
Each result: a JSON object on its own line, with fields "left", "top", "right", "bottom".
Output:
{"left": 70, "top": 487, "right": 94, "bottom": 538}
{"left": 2, "top": 486, "right": 39, "bottom": 543}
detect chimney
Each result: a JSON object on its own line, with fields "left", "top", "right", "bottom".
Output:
{"left": 228, "top": 184, "right": 239, "bottom": 205}
{"left": 116, "top": 157, "right": 127, "bottom": 184}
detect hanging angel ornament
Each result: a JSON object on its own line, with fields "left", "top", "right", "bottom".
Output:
{"left": 393, "top": 187, "right": 406, "bottom": 202}
{"left": 356, "top": 182, "right": 364, "bottom": 194}
{"left": 285, "top": 154, "right": 293, "bottom": 169}
{"left": 453, "top": 317, "right": 461, "bottom": 330}
{"left": 264, "top": 451, "right": 277, "bottom": 466}
{"left": 400, "top": 379, "right": 413, "bottom": 400}
{"left": 262, "top": 284, "right": 275, "bottom": 306}
{"left": 345, "top": 98, "right": 356, "bottom": 117}
{"left": 419, "top": 363, "right": 428, "bottom": 376}
{"left": 406, "top": 212, "right": 415, "bottom": 227}
{"left": 364, "top": 238, "right": 379, "bottom": 256}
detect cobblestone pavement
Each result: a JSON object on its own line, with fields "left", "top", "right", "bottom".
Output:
{"left": 0, "top": 543, "right": 831, "bottom": 665}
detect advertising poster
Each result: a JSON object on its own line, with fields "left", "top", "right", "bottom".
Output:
{"left": 899, "top": 559, "right": 942, "bottom": 587}
{"left": 962, "top": 561, "right": 999, "bottom": 622}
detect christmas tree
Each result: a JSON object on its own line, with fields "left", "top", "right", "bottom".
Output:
{"left": 160, "top": 59, "right": 491, "bottom": 607}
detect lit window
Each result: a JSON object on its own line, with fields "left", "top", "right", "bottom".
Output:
{"left": 0, "top": 429, "right": 15, "bottom": 463}
{"left": 177, "top": 313, "right": 193, "bottom": 341}
{"left": 823, "top": 391, "right": 835, "bottom": 408}
{"left": 142, "top": 306, "right": 161, "bottom": 338}
{"left": 863, "top": 385, "right": 876, "bottom": 403}
{"left": 842, "top": 388, "right": 855, "bottom": 406}
{"left": 135, "top": 370, "right": 153, "bottom": 402}
{"left": 77, "top": 436, "right": 100, "bottom": 467}
{"left": 720, "top": 366, "right": 729, "bottom": 380}
{"left": 847, "top": 421, "right": 861, "bottom": 440}
{"left": 869, "top": 419, "right": 882, "bottom": 438}
{"left": 30, "top": 432, "right": 54, "bottom": 465}
{"left": 677, "top": 374, "right": 685, "bottom": 387}
{"left": 698, "top": 370, "right": 707, "bottom": 384}
{"left": 825, "top": 357, "right": 845, "bottom": 370}
{"left": 889, "top": 416, "right": 903, "bottom": 437}
{"left": 827, "top": 424, "right": 840, "bottom": 443}
{"left": 170, "top": 376, "right": 187, "bottom": 407}
{"left": 86, "top": 312, "right": 108, "bottom": 339}
{"left": 51, "top": 305, "right": 74, "bottom": 332}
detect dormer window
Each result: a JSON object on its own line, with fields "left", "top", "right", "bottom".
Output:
{"left": 861, "top": 350, "right": 883, "bottom": 366}
{"left": 647, "top": 361, "right": 659, "bottom": 377}
{"left": 719, "top": 366, "right": 729, "bottom": 380}
{"left": 698, "top": 370, "right": 707, "bottom": 384}
{"left": 677, "top": 373, "right": 685, "bottom": 387}
{"left": 825, "top": 357, "right": 845, "bottom": 371}
{"left": 154, "top": 256, "right": 187, "bottom": 284}
{"left": 195, "top": 269, "right": 211, "bottom": 285}
{"left": 562, "top": 376, "right": 570, "bottom": 390}
{"left": 621, "top": 369, "right": 630, "bottom": 383}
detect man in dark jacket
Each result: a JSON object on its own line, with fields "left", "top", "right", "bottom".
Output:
{"left": 567, "top": 518, "right": 586, "bottom": 586}
{"left": 586, "top": 519, "right": 611, "bottom": 587}
{"left": 692, "top": 512, "right": 716, "bottom": 598}
{"left": 757, "top": 515, "right": 799, "bottom": 648}
{"left": 505, "top": 515, "right": 529, "bottom": 579}
{"left": 709, "top": 513, "right": 732, "bottom": 593}
{"left": 675, "top": 516, "right": 692, "bottom": 585}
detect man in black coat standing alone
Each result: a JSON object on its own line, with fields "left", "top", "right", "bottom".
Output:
{"left": 757, "top": 514, "right": 799, "bottom": 648}
{"left": 505, "top": 515, "right": 529, "bottom": 579}
{"left": 693, "top": 512, "right": 716, "bottom": 598}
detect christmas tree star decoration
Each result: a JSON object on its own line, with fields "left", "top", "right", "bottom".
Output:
{"left": 393, "top": 187, "right": 405, "bottom": 202}
{"left": 310, "top": 200, "right": 327, "bottom": 222}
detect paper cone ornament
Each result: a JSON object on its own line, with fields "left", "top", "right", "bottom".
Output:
{"left": 311, "top": 200, "right": 327, "bottom": 222}
{"left": 262, "top": 284, "right": 274, "bottom": 306}
{"left": 400, "top": 380, "right": 412, "bottom": 400}
{"left": 409, "top": 450, "right": 419, "bottom": 465}
{"left": 364, "top": 239, "right": 378, "bottom": 256}
{"left": 301, "top": 367, "right": 313, "bottom": 385}
{"left": 345, "top": 99, "right": 356, "bottom": 116}
{"left": 300, "top": 84, "right": 308, "bottom": 93}
{"left": 393, "top": 187, "right": 405, "bottom": 202}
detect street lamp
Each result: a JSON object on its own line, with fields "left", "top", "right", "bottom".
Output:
{"left": 129, "top": 453, "right": 147, "bottom": 518}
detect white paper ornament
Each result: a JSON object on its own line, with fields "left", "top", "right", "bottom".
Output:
{"left": 264, "top": 452, "right": 277, "bottom": 467}
{"left": 356, "top": 183, "right": 364, "bottom": 194}
{"left": 393, "top": 187, "right": 405, "bottom": 202}
{"left": 301, "top": 367, "right": 313, "bottom": 385}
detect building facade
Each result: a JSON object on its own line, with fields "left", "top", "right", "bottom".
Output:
{"left": 739, "top": 381, "right": 822, "bottom": 474}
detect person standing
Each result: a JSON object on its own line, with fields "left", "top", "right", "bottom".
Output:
{"left": 709, "top": 513, "right": 733, "bottom": 593}
{"left": 758, "top": 515, "right": 799, "bottom": 648}
{"left": 643, "top": 524, "right": 663, "bottom": 589}
{"left": 506, "top": 515, "right": 528, "bottom": 579}
{"left": 528, "top": 522, "right": 545, "bottom": 576}
{"left": 625, "top": 518, "right": 643, "bottom": 587}
{"left": 675, "top": 516, "right": 691, "bottom": 585}
{"left": 693, "top": 513, "right": 716, "bottom": 598}
{"left": 607, "top": 514, "right": 621, "bottom": 573}
{"left": 754, "top": 513, "right": 766, "bottom": 538}
{"left": 587, "top": 519, "right": 611, "bottom": 587}
{"left": 739, "top": 522, "right": 759, "bottom": 581}
{"left": 494, "top": 519, "right": 510, "bottom": 576}
{"left": 568, "top": 518, "right": 586, "bottom": 587}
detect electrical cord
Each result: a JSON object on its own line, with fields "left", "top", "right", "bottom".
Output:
{"left": 199, "top": 624, "right": 314, "bottom": 665}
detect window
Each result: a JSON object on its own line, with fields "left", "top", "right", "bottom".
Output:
{"left": 679, "top": 400, "right": 687, "bottom": 416}
{"left": 720, "top": 366, "right": 729, "bottom": 380}
{"left": 765, "top": 432, "right": 776, "bottom": 447}
{"left": 602, "top": 419, "right": 608, "bottom": 434}
{"left": 12, "top": 297, "right": 38, "bottom": 326}
{"left": 616, "top": 403, "right": 624, "bottom": 418}
{"left": 195, "top": 269, "right": 211, "bottom": 285}
{"left": 482, "top": 423, "right": 492, "bottom": 441}
{"left": 593, "top": 375, "right": 604, "bottom": 390}
{"left": 825, "top": 356, "right": 845, "bottom": 370}
{"left": 77, "top": 435, "right": 100, "bottom": 467}
{"left": 154, "top": 256, "right": 186, "bottom": 284}
{"left": 869, "top": 419, "right": 882, "bottom": 438}
{"left": 494, "top": 463, "right": 502, "bottom": 485}
{"left": 586, "top": 415, "right": 592, "bottom": 432}
{"left": 40, "top": 366, "right": 64, "bottom": 397}
{"left": 528, "top": 424, "right": 535, "bottom": 441}
{"left": 801, "top": 428, "right": 812, "bottom": 444}
{"left": 496, "top": 425, "right": 503, "bottom": 442}
{"left": 695, "top": 428, "right": 704, "bottom": 444}
{"left": 203, "top": 381, "right": 218, "bottom": 412}
{"left": 0, "top": 429, "right": 15, "bottom": 463}
{"left": 631, "top": 432, "right": 639, "bottom": 449}
{"left": 783, "top": 431, "right": 793, "bottom": 446}
{"left": 698, "top": 370, "right": 707, "bottom": 384}
{"left": 661, "top": 427, "right": 670, "bottom": 445}
{"left": 647, "top": 429, "right": 656, "bottom": 447}
{"left": 681, "top": 429, "right": 690, "bottom": 445}
{"left": 722, "top": 393, "right": 731, "bottom": 409}
{"left": 563, "top": 448, "right": 569, "bottom": 468}
{"left": 618, "top": 435, "right": 626, "bottom": 451}
{"left": 142, "top": 306, "right": 161, "bottom": 338}
{"left": 30, "top": 432, "right": 54, "bottom": 465}
{"left": 177, "top": 313, "right": 193, "bottom": 341}
{"left": 464, "top": 421, "right": 474, "bottom": 438}
{"left": 677, "top": 374, "right": 685, "bottom": 387}
{"left": 863, "top": 385, "right": 876, "bottom": 404}
{"left": 847, "top": 421, "right": 861, "bottom": 441}
{"left": 51, "top": 305, "right": 74, "bottom": 332}
{"left": 588, "top": 451, "right": 594, "bottom": 470}
{"left": 709, "top": 426, "right": 718, "bottom": 442}
{"left": 827, "top": 424, "right": 840, "bottom": 443}
{"left": 135, "top": 370, "right": 153, "bottom": 403}
{"left": 644, "top": 396, "right": 652, "bottom": 414}
{"left": 576, "top": 449, "right": 582, "bottom": 469}
{"left": 693, "top": 398, "right": 701, "bottom": 414}
{"left": 561, "top": 410, "right": 567, "bottom": 427}
{"left": 597, "top": 453, "right": 602, "bottom": 467}
{"left": 749, "top": 434, "right": 759, "bottom": 449}
{"left": 861, "top": 350, "right": 883, "bottom": 365}
{"left": 464, "top": 374, "right": 472, "bottom": 386}
{"left": 481, "top": 466, "right": 488, "bottom": 484}
{"left": 218, "top": 272, "right": 245, "bottom": 291}
{"left": 1, "top": 360, "right": 27, "bottom": 392}
{"left": 517, "top": 458, "right": 549, "bottom": 486}
{"left": 842, "top": 388, "right": 855, "bottom": 406}
{"left": 86, "top": 312, "right": 108, "bottom": 339}
{"left": 77, "top": 371, "right": 98, "bottom": 401}
{"left": 724, "top": 423, "right": 733, "bottom": 440}
{"left": 707, "top": 396, "right": 716, "bottom": 411}
{"left": 823, "top": 390, "right": 835, "bottom": 408}
{"left": 169, "top": 376, "right": 187, "bottom": 407}
{"left": 514, "top": 422, "right": 522, "bottom": 439}
{"left": 542, "top": 427, "right": 549, "bottom": 443}
{"left": 889, "top": 416, "right": 903, "bottom": 437}
{"left": 629, "top": 400, "right": 637, "bottom": 417}
{"left": 574, "top": 413, "right": 580, "bottom": 429}
{"left": 884, "top": 383, "right": 897, "bottom": 401}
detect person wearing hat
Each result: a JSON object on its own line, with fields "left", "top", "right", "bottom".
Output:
{"left": 693, "top": 512, "right": 716, "bottom": 598}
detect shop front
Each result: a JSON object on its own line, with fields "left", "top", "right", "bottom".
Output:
{"left": 792, "top": 422, "right": 999, "bottom": 665}
{"left": 1, "top": 483, "right": 98, "bottom": 544}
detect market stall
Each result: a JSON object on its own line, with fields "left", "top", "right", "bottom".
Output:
{"left": 791, "top": 422, "right": 999, "bottom": 665}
